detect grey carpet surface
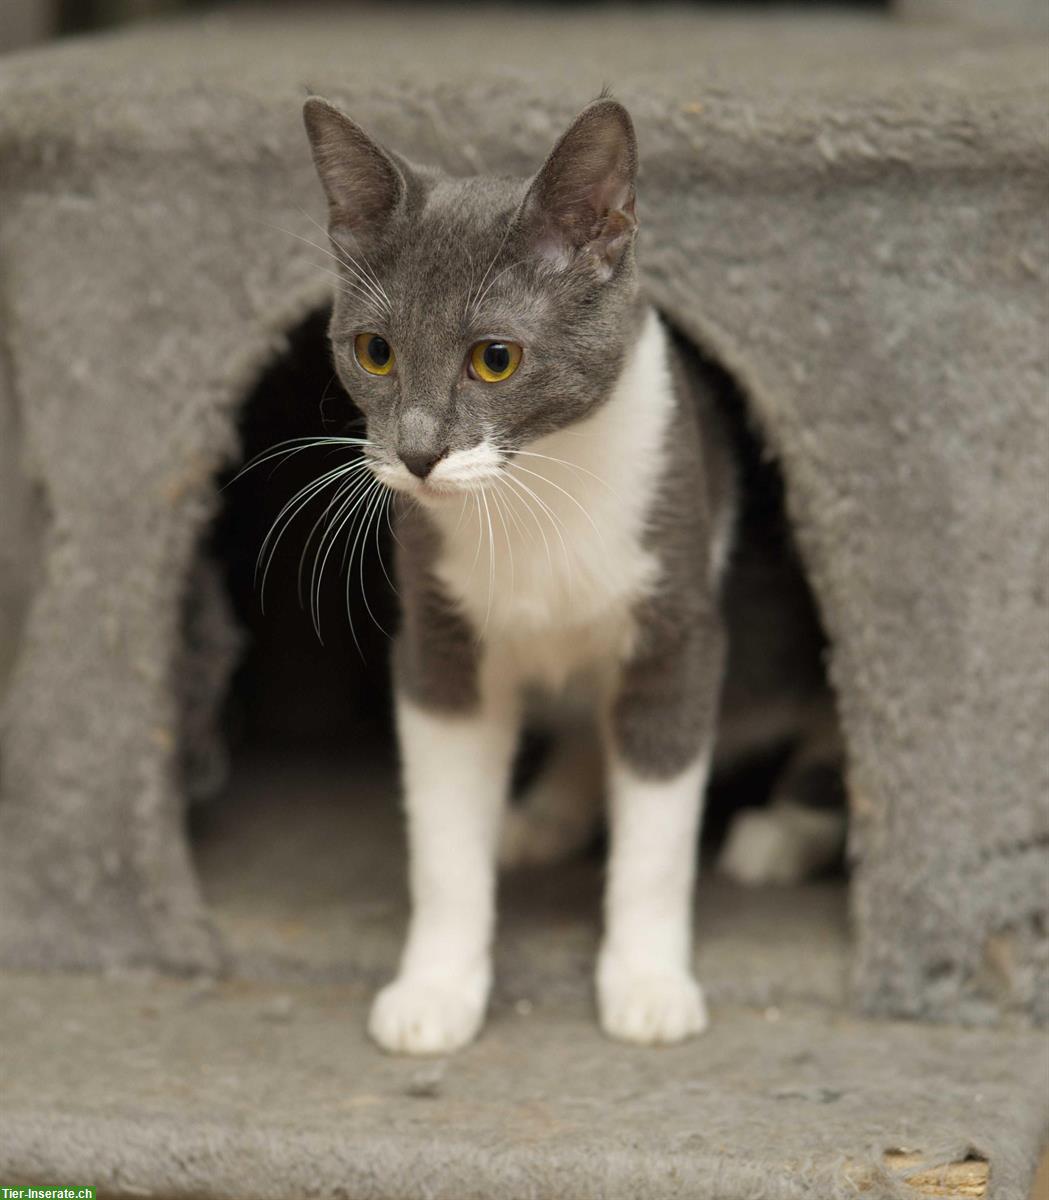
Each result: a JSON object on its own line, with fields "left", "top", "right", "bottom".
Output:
{"left": 1, "top": 11, "right": 1047, "bottom": 1198}
{"left": 201, "top": 752, "right": 851, "bottom": 1015}
{"left": 3, "top": 971, "right": 1046, "bottom": 1200}
{"left": 1, "top": 753, "right": 1047, "bottom": 1200}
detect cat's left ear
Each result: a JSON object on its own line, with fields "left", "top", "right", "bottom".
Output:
{"left": 520, "top": 98, "right": 638, "bottom": 278}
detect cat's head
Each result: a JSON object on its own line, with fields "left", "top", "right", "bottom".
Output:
{"left": 303, "top": 95, "right": 640, "bottom": 502}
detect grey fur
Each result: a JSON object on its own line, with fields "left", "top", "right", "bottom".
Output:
{"left": 305, "top": 96, "right": 744, "bottom": 779}
{"left": 305, "top": 96, "right": 825, "bottom": 785}
{"left": 609, "top": 339, "right": 730, "bottom": 777}
{"left": 304, "top": 97, "right": 645, "bottom": 471}
{"left": 391, "top": 508, "right": 480, "bottom": 714}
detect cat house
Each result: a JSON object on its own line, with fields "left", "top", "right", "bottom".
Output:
{"left": 0, "top": 8, "right": 1046, "bottom": 1197}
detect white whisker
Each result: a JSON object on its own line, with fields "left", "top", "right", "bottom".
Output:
{"left": 453, "top": 493, "right": 469, "bottom": 536}
{"left": 469, "top": 493, "right": 484, "bottom": 583}
{"left": 256, "top": 460, "right": 369, "bottom": 609}
{"left": 501, "top": 467, "right": 569, "bottom": 583}
{"left": 273, "top": 220, "right": 390, "bottom": 313}
{"left": 305, "top": 469, "right": 375, "bottom": 622}
{"left": 509, "top": 461, "right": 606, "bottom": 550}
{"left": 465, "top": 208, "right": 519, "bottom": 317}
{"left": 299, "top": 208, "right": 392, "bottom": 309}
{"left": 500, "top": 447, "right": 618, "bottom": 496}
{"left": 480, "top": 486, "right": 496, "bottom": 638}
{"left": 490, "top": 484, "right": 516, "bottom": 596}
{"left": 385, "top": 492, "right": 405, "bottom": 551}
{"left": 493, "top": 472, "right": 533, "bottom": 546}
{"left": 310, "top": 262, "right": 389, "bottom": 314}
{"left": 498, "top": 469, "right": 554, "bottom": 573}
{"left": 374, "top": 490, "right": 399, "bottom": 597}
{"left": 228, "top": 436, "right": 372, "bottom": 488}
{"left": 310, "top": 475, "right": 380, "bottom": 642}
{"left": 357, "top": 482, "right": 394, "bottom": 639}
{"left": 298, "top": 466, "right": 373, "bottom": 603}
{"left": 469, "top": 257, "right": 528, "bottom": 317}
{"left": 465, "top": 234, "right": 506, "bottom": 316}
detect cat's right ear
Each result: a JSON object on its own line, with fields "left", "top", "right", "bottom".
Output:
{"left": 303, "top": 97, "right": 405, "bottom": 239}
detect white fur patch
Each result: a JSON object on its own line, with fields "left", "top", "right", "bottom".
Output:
{"left": 370, "top": 690, "right": 518, "bottom": 1055}
{"left": 370, "top": 441, "right": 504, "bottom": 497}
{"left": 598, "top": 753, "right": 711, "bottom": 1044}
{"left": 431, "top": 441, "right": 504, "bottom": 489}
{"left": 430, "top": 308, "right": 675, "bottom": 690}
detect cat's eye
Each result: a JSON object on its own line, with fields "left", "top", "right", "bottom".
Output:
{"left": 469, "top": 340, "right": 523, "bottom": 383}
{"left": 354, "top": 333, "right": 394, "bottom": 376}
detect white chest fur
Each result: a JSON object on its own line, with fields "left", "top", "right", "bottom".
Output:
{"left": 430, "top": 309, "right": 675, "bottom": 690}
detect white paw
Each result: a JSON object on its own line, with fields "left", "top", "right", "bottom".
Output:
{"left": 597, "top": 960, "right": 709, "bottom": 1046}
{"left": 718, "top": 805, "right": 841, "bottom": 886}
{"left": 498, "top": 805, "right": 592, "bottom": 869}
{"left": 368, "top": 974, "right": 487, "bottom": 1055}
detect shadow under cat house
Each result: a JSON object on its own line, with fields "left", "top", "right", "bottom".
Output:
{"left": 0, "top": 8, "right": 1044, "bottom": 1043}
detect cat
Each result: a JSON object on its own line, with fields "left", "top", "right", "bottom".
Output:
{"left": 302, "top": 94, "right": 843, "bottom": 1055}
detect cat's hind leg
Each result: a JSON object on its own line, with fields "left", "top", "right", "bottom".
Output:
{"left": 718, "top": 719, "right": 846, "bottom": 886}
{"left": 498, "top": 720, "right": 603, "bottom": 869}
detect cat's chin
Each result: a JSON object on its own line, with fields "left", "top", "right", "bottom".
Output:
{"left": 414, "top": 482, "right": 478, "bottom": 505}
{"left": 408, "top": 483, "right": 474, "bottom": 506}
{"left": 382, "top": 477, "right": 486, "bottom": 505}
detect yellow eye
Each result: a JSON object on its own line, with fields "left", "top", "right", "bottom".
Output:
{"left": 469, "top": 340, "right": 522, "bottom": 383}
{"left": 354, "top": 332, "right": 394, "bottom": 376}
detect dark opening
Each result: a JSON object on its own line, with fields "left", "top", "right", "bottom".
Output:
{"left": 184, "top": 303, "right": 849, "bottom": 996}
{"left": 211, "top": 307, "right": 396, "bottom": 759}
{"left": 193, "top": 305, "right": 843, "bottom": 862}
{"left": 667, "top": 322, "right": 846, "bottom": 862}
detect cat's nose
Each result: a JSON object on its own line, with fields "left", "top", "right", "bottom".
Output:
{"left": 399, "top": 447, "right": 448, "bottom": 480}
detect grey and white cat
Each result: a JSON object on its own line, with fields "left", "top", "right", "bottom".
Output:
{"left": 303, "top": 95, "right": 842, "bottom": 1055}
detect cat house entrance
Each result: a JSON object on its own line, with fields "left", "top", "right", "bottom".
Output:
{"left": 185, "top": 306, "right": 850, "bottom": 1001}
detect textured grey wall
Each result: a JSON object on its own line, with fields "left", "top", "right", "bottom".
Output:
{"left": 0, "top": 344, "right": 42, "bottom": 710}
{"left": 0, "top": 0, "right": 55, "bottom": 53}
{"left": 897, "top": 0, "right": 1049, "bottom": 29}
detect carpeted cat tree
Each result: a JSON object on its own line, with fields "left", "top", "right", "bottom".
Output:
{"left": 0, "top": 6, "right": 1046, "bottom": 1199}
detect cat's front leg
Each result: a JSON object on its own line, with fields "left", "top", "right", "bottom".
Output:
{"left": 369, "top": 649, "right": 518, "bottom": 1056}
{"left": 597, "top": 614, "right": 725, "bottom": 1045}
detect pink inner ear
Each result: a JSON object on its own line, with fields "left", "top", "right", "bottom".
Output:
{"left": 587, "top": 162, "right": 635, "bottom": 226}
{"left": 535, "top": 179, "right": 637, "bottom": 273}
{"left": 526, "top": 103, "right": 638, "bottom": 272}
